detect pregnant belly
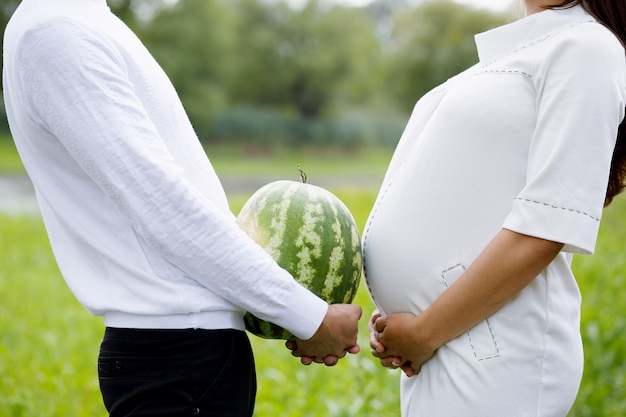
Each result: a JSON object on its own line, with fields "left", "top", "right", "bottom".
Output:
{"left": 361, "top": 187, "right": 462, "bottom": 315}
{"left": 361, "top": 154, "right": 510, "bottom": 315}
{"left": 361, "top": 226, "right": 459, "bottom": 315}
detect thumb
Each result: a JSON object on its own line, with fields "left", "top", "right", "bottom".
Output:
{"left": 350, "top": 304, "right": 363, "bottom": 320}
{"left": 374, "top": 315, "right": 387, "bottom": 333}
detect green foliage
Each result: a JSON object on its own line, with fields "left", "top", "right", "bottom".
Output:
{"left": 138, "top": 0, "right": 387, "bottom": 138}
{"left": 227, "top": 0, "right": 383, "bottom": 120}
{"left": 141, "top": 0, "right": 237, "bottom": 136}
{"left": 208, "top": 106, "right": 406, "bottom": 148}
{"left": 386, "top": 0, "right": 512, "bottom": 111}
{"left": 0, "top": 0, "right": 514, "bottom": 145}
{"left": 569, "top": 196, "right": 626, "bottom": 417}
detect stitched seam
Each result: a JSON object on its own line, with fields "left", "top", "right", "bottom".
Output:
{"left": 483, "top": 31, "right": 553, "bottom": 67}
{"left": 476, "top": 319, "right": 501, "bottom": 361}
{"left": 440, "top": 263, "right": 463, "bottom": 288}
{"left": 515, "top": 197, "right": 600, "bottom": 222}
{"left": 361, "top": 180, "right": 395, "bottom": 305}
{"left": 442, "top": 264, "right": 500, "bottom": 361}
{"left": 481, "top": 19, "right": 596, "bottom": 68}
{"left": 477, "top": 69, "right": 532, "bottom": 78}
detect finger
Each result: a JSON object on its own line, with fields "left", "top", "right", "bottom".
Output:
{"left": 369, "top": 310, "right": 381, "bottom": 328}
{"left": 369, "top": 329, "right": 386, "bottom": 353}
{"left": 402, "top": 362, "right": 421, "bottom": 377}
{"left": 374, "top": 316, "right": 387, "bottom": 333}
{"left": 300, "top": 356, "right": 314, "bottom": 366}
{"left": 323, "top": 355, "right": 339, "bottom": 367}
{"left": 379, "top": 356, "right": 403, "bottom": 369}
{"left": 335, "top": 349, "right": 348, "bottom": 360}
{"left": 402, "top": 365, "right": 415, "bottom": 377}
{"left": 346, "top": 344, "right": 360, "bottom": 355}
{"left": 285, "top": 340, "right": 296, "bottom": 351}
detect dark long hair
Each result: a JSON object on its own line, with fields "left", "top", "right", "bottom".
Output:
{"left": 550, "top": 0, "right": 626, "bottom": 206}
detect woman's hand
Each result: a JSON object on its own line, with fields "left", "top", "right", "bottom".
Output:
{"left": 369, "top": 310, "right": 437, "bottom": 377}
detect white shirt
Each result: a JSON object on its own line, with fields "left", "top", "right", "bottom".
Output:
{"left": 3, "top": 0, "right": 327, "bottom": 338}
{"left": 362, "top": 6, "right": 625, "bottom": 416}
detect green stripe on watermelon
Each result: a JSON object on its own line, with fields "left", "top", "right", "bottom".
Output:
{"left": 236, "top": 177, "right": 362, "bottom": 340}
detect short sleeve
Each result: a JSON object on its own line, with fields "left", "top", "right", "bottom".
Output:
{"left": 503, "top": 23, "right": 626, "bottom": 254}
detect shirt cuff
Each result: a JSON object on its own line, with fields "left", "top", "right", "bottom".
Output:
{"left": 503, "top": 197, "right": 601, "bottom": 255}
{"left": 273, "top": 282, "right": 329, "bottom": 340}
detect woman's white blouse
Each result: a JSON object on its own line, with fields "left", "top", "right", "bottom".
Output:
{"left": 362, "top": 6, "right": 625, "bottom": 416}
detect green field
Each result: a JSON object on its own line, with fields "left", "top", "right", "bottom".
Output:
{"left": 1, "top": 143, "right": 625, "bottom": 416}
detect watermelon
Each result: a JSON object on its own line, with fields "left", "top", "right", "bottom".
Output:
{"left": 236, "top": 172, "right": 362, "bottom": 340}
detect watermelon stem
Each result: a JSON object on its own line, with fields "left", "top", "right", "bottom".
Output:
{"left": 296, "top": 164, "right": 307, "bottom": 184}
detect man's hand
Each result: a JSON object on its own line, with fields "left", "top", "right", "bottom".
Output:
{"left": 286, "top": 303, "right": 362, "bottom": 366}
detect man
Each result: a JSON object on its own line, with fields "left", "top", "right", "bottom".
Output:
{"left": 2, "top": 1, "right": 361, "bottom": 416}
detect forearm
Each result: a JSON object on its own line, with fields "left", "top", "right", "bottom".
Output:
{"left": 419, "top": 229, "right": 564, "bottom": 350}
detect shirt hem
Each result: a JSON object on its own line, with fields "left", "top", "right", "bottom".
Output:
{"left": 103, "top": 310, "right": 245, "bottom": 331}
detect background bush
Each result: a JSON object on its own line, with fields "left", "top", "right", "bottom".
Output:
{"left": 208, "top": 107, "right": 406, "bottom": 148}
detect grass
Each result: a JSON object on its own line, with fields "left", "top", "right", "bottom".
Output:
{"left": 0, "top": 137, "right": 391, "bottom": 178}
{"left": 0, "top": 215, "right": 104, "bottom": 416}
{"left": 1, "top": 142, "right": 626, "bottom": 416}
{"left": 206, "top": 143, "right": 392, "bottom": 178}
{"left": 570, "top": 196, "right": 626, "bottom": 417}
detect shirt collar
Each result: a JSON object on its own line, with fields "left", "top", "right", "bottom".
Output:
{"left": 475, "top": 5, "right": 595, "bottom": 65}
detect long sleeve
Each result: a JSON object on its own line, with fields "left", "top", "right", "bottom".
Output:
{"left": 6, "top": 11, "right": 327, "bottom": 338}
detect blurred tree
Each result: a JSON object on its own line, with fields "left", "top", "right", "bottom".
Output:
{"left": 108, "top": 0, "right": 171, "bottom": 31}
{"left": 108, "top": 0, "right": 137, "bottom": 26}
{"left": 0, "top": 0, "right": 513, "bottom": 143}
{"left": 0, "top": 0, "right": 19, "bottom": 129}
{"left": 0, "top": 0, "right": 21, "bottom": 90}
{"left": 0, "top": 0, "right": 19, "bottom": 29}
{"left": 141, "top": 0, "right": 236, "bottom": 136}
{"left": 386, "top": 0, "right": 511, "bottom": 111}
{"left": 228, "top": 0, "right": 383, "bottom": 119}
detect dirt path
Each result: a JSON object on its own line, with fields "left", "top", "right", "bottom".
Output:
{"left": 0, "top": 174, "right": 39, "bottom": 215}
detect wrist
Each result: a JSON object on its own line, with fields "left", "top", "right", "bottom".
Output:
{"left": 414, "top": 310, "right": 447, "bottom": 352}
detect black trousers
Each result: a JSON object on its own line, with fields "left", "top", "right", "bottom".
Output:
{"left": 98, "top": 327, "right": 256, "bottom": 417}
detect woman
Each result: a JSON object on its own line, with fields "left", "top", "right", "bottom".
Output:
{"left": 364, "top": 0, "right": 626, "bottom": 416}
